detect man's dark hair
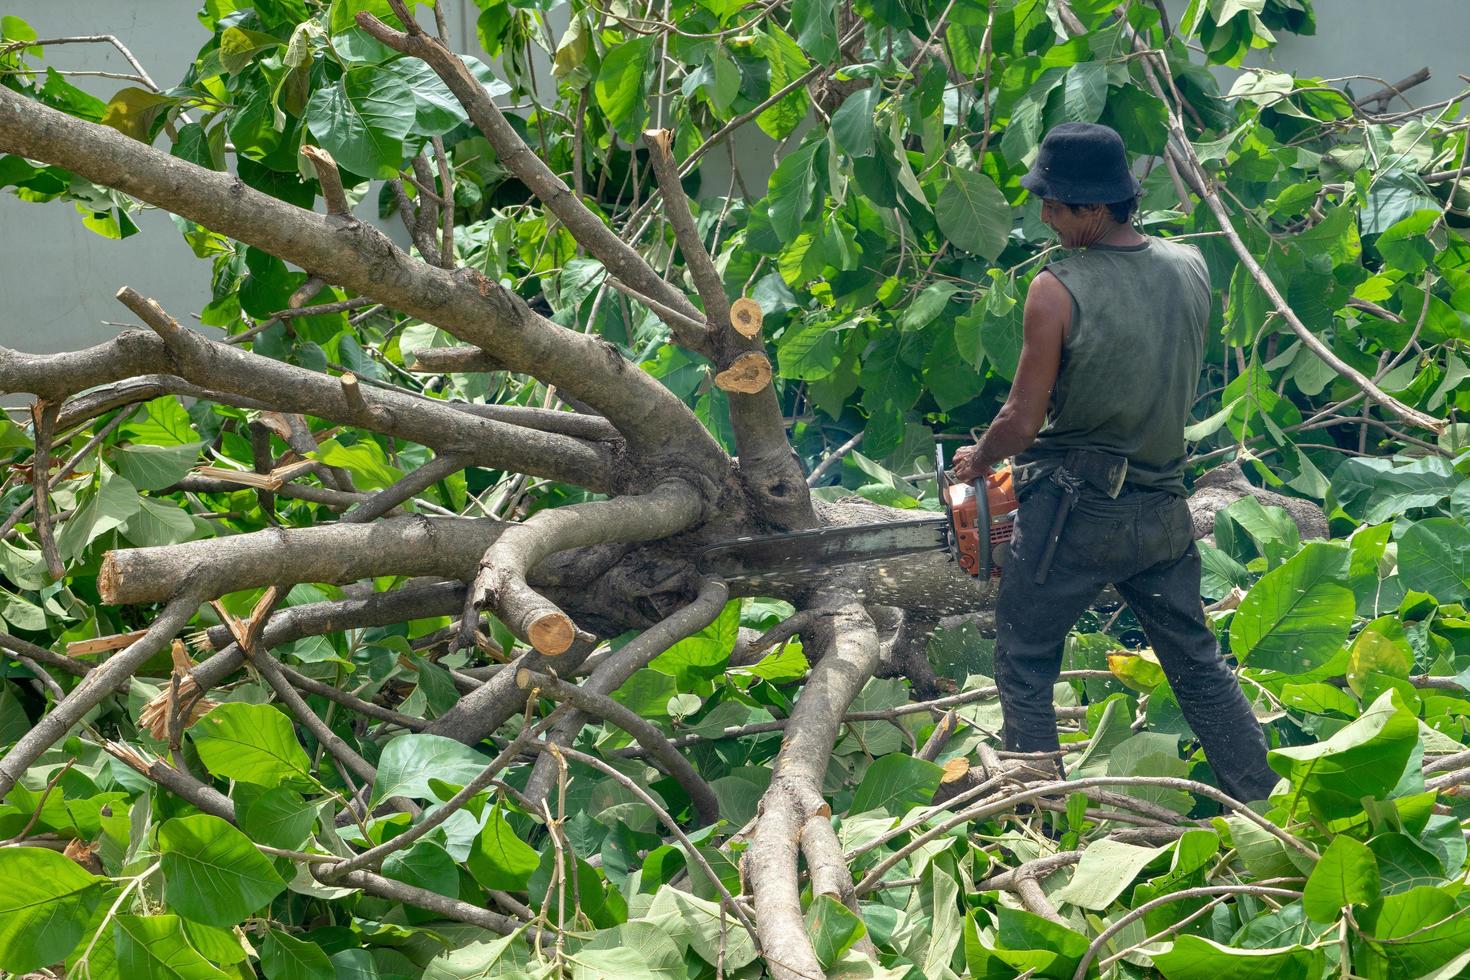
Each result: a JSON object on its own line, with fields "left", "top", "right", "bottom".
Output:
{"left": 1067, "top": 196, "right": 1139, "bottom": 224}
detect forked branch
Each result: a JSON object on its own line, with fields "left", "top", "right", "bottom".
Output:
{"left": 464, "top": 480, "right": 704, "bottom": 654}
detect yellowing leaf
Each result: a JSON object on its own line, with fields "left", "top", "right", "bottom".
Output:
{"left": 1109, "top": 649, "right": 1166, "bottom": 692}
{"left": 101, "top": 87, "right": 177, "bottom": 141}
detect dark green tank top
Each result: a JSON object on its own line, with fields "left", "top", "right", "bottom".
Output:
{"left": 1016, "top": 237, "right": 1210, "bottom": 497}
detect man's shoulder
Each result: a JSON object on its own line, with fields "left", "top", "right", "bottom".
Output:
{"left": 1149, "top": 236, "right": 1207, "bottom": 265}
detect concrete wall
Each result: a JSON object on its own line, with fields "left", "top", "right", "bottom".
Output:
{"left": 1, "top": 0, "right": 1465, "bottom": 358}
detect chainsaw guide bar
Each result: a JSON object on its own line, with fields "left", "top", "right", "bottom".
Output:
{"left": 695, "top": 518, "right": 950, "bottom": 580}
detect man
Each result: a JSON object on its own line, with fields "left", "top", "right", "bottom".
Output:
{"left": 952, "top": 122, "right": 1278, "bottom": 803}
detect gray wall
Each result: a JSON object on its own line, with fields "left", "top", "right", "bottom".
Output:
{"left": 2, "top": 0, "right": 1466, "bottom": 358}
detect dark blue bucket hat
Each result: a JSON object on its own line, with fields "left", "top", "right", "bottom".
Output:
{"left": 1019, "top": 122, "right": 1141, "bottom": 205}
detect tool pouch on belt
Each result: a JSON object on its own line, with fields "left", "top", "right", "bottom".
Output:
{"left": 1033, "top": 449, "right": 1129, "bottom": 585}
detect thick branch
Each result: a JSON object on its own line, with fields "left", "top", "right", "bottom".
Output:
{"left": 641, "top": 130, "right": 814, "bottom": 529}
{"left": 0, "top": 86, "right": 726, "bottom": 466}
{"left": 403, "top": 344, "right": 505, "bottom": 374}
{"left": 467, "top": 480, "right": 704, "bottom": 654}
{"left": 113, "top": 291, "right": 619, "bottom": 490}
{"left": 99, "top": 516, "right": 504, "bottom": 605}
{"left": 451, "top": 402, "right": 619, "bottom": 442}
{"left": 641, "top": 128, "right": 731, "bottom": 331}
{"left": 748, "top": 592, "right": 880, "bottom": 980}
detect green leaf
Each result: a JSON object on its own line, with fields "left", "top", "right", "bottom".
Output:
{"left": 849, "top": 754, "right": 944, "bottom": 815}
{"left": 160, "top": 813, "right": 288, "bottom": 926}
{"left": 1346, "top": 617, "right": 1412, "bottom": 696}
{"left": 421, "top": 929, "right": 535, "bottom": 978}
{"left": 123, "top": 497, "right": 199, "bottom": 547}
{"left": 1059, "top": 62, "right": 1107, "bottom": 122}
{"left": 1302, "top": 834, "right": 1380, "bottom": 922}
{"left": 923, "top": 319, "right": 985, "bottom": 411}
{"left": 124, "top": 397, "right": 196, "bottom": 446}
{"left": 467, "top": 804, "right": 543, "bottom": 890}
{"left": 1367, "top": 832, "right": 1445, "bottom": 898}
{"left": 992, "top": 907, "right": 1089, "bottom": 976}
{"left": 239, "top": 786, "right": 319, "bottom": 851}
{"left": 767, "top": 142, "right": 820, "bottom": 243}
{"left": 57, "top": 468, "right": 142, "bottom": 560}
{"left": 791, "top": 0, "right": 838, "bottom": 61}
{"left": 1397, "top": 518, "right": 1470, "bottom": 603}
{"left": 1356, "top": 885, "right": 1470, "bottom": 979}
{"left": 577, "top": 923, "right": 684, "bottom": 980}
{"left": 936, "top": 170, "right": 1012, "bottom": 261}
{"left": 114, "top": 914, "right": 230, "bottom": 980}
{"left": 219, "top": 26, "right": 282, "bottom": 74}
{"left": 315, "top": 438, "right": 404, "bottom": 491}
{"left": 1269, "top": 690, "right": 1419, "bottom": 820}
{"left": 379, "top": 58, "right": 469, "bottom": 136}
{"left": 305, "top": 67, "right": 417, "bottom": 178}
{"left": 1332, "top": 456, "right": 1459, "bottom": 524}
{"left": 645, "top": 887, "right": 759, "bottom": 970}
{"left": 383, "top": 840, "right": 460, "bottom": 898}
{"left": 754, "top": 26, "right": 810, "bottom": 140}
{"left": 373, "top": 733, "right": 489, "bottom": 803}
{"left": 1217, "top": 495, "right": 1300, "bottom": 569}
{"left": 594, "top": 36, "right": 654, "bottom": 139}
{"left": 112, "top": 442, "right": 203, "bottom": 492}
{"left": 901, "top": 281, "right": 959, "bottom": 331}
{"left": 1151, "top": 935, "right": 1325, "bottom": 979}
{"left": 708, "top": 46, "right": 741, "bottom": 114}
{"left": 830, "top": 86, "right": 878, "bottom": 158}
{"left": 609, "top": 668, "right": 678, "bottom": 719}
{"left": 261, "top": 929, "right": 334, "bottom": 980}
{"left": 777, "top": 316, "right": 846, "bottom": 381}
{"left": 647, "top": 599, "right": 739, "bottom": 691}
{"left": 804, "top": 895, "right": 864, "bottom": 969}
{"left": 191, "top": 702, "right": 313, "bottom": 788}
{"left": 1099, "top": 84, "right": 1170, "bottom": 156}
{"left": 101, "top": 87, "right": 177, "bottom": 141}
{"left": 0, "top": 846, "right": 102, "bottom": 974}
{"left": 1054, "top": 838, "right": 1168, "bottom": 909}
{"left": 1231, "top": 541, "right": 1354, "bottom": 673}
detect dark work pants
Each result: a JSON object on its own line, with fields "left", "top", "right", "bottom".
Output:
{"left": 993, "top": 478, "right": 1279, "bottom": 803}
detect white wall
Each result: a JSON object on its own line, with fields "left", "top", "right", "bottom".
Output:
{"left": 1, "top": 0, "right": 1465, "bottom": 359}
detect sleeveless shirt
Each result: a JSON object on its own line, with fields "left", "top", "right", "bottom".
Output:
{"left": 1015, "top": 237, "right": 1211, "bottom": 497}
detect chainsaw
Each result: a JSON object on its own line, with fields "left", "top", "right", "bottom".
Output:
{"left": 698, "top": 446, "right": 1018, "bottom": 581}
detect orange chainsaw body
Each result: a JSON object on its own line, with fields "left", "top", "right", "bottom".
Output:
{"left": 945, "top": 467, "right": 1017, "bottom": 578}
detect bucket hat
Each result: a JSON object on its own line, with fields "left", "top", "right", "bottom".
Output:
{"left": 1019, "top": 122, "right": 1141, "bottom": 205}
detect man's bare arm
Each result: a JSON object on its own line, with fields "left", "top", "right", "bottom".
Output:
{"left": 954, "top": 271, "right": 1070, "bottom": 480}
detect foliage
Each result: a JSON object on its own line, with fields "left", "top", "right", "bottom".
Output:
{"left": 2, "top": 0, "right": 1470, "bottom": 976}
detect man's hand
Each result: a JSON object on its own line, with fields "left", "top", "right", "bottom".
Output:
{"left": 952, "top": 443, "right": 984, "bottom": 481}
